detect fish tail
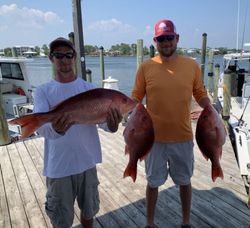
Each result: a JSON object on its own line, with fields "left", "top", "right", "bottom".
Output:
{"left": 123, "top": 162, "right": 137, "bottom": 182}
{"left": 8, "top": 113, "right": 48, "bottom": 139}
{"left": 212, "top": 165, "right": 224, "bottom": 182}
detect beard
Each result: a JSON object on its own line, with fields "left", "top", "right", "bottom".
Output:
{"left": 158, "top": 43, "right": 177, "bottom": 58}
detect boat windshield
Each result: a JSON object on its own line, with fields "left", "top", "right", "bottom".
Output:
{"left": 0, "top": 62, "right": 24, "bottom": 80}
{"left": 223, "top": 53, "right": 250, "bottom": 72}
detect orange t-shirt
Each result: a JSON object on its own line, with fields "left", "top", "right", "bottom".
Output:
{"left": 132, "top": 55, "right": 207, "bottom": 143}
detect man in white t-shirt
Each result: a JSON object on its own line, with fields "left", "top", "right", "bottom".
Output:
{"left": 33, "top": 37, "right": 122, "bottom": 228}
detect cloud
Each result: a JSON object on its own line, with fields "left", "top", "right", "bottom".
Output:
{"left": 88, "top": 18, "right": 133, "bottom": 33}
{"left": 0, "top": 4, "right": 63, "bottom": 29}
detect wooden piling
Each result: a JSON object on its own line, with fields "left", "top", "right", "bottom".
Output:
{"left": 136, "top": 39, "right": 143, "bottom": 69}
{"left": 207, "top": 49, "right": 214, "bottom": 94}
{"left": 86, "top": 69, "right": 92, "bottom": 83}
{"left": 71, "top": 0, "right": 86, "bottom": 80}
{"left": 99, "top": 46, "right": 105, "bottom": 87}
{"left": 213, "top": 64, "right": 220, "bottom": 103}
{"left": 0, "top": 92, "right": 10, "bottom": 145}
{"left": 68, "top": 32, "right": 77, "bottom": 76}
{"left": 223, "top": 69, "right": 232, "bottom": 120}
{"left": 149, "top": 45, "right": 155, "bottom": 58}
{"left": 200, "top": 33, "right": 207, "bottom": 82}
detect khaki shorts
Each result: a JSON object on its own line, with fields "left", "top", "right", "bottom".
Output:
{"left": 45, "top": 167, "right": 100, "bottom": 228}
{"left": 145, "top": 141, "right": 194, "bottom": 187}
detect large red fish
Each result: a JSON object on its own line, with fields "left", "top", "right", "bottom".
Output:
{"left": 9, "top": 88, "right": 136, "bottom": 139}
{"left": 123, "top": 103, "right": 155, "bottom": 182}
{"left": 195, "top": 104, "right": 226, "bottom": 182}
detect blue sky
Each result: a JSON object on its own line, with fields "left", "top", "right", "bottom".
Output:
{"left": 0, "top": 0, "right": 250, "bottom": 50}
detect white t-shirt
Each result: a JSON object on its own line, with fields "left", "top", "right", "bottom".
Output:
{"left": 33, "top": 77, "right": 102, "bottom": 178}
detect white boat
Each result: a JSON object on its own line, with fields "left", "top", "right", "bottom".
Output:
{"left": 216, "top": 51, "right": 250, "bottom": 206}
{"left": 0, "top": 57, "right": 35, "bottom": 135}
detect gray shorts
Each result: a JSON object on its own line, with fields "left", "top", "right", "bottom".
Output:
{"left": 145, "top": 141, "right": 194, "bottom": 187}
{"left": 45, "top": 167, "right": 100, "bottom": 228}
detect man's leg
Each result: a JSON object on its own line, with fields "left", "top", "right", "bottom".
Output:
{"left": 180, "top": 183, "right": 192, "bottom": 225}
{"left": 77, "top": 167, "right": 100, "bottom": 228}
{"left": 146, "top": 184, "right": 158, "bottom": 227}
{"left": 80, "top": 213, "right": 93, "bottom": 228}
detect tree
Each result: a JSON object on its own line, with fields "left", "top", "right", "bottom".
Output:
{"left": 42, "top": 44, "right": 49, "bottom": 55}
{"left": 84, "top": 45, "right": 99, "bottom": 55}
{"left": 4, "top": 48, "right": 12, "bottom": 57}
{"left": 35, "top": 46, "right": 40, "bottom": 55}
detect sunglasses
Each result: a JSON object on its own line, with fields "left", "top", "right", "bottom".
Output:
{"left": 155, "top": 35, "right": 176, "bottom": 43}
{"left": 52, "top": 52, "right": 75, "bottom": 59}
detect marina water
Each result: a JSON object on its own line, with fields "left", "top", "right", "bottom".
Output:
{"left": 26, "top": 55, "right": 224, "bottom": 96}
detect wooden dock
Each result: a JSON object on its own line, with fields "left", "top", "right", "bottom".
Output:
{"left": 0, "top": 119, "right": 250, "bottom": 228}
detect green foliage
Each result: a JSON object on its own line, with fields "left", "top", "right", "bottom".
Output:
{"left": 42, "top": 44, "right": 49, "bottom": 55}
{"left": 84, "top": 45, "right": 99, "bottom": 55}
{"left": 34, "top": 46, "right": 40, "bottom": 55}
{"left": 4, "top": 48, "right": 12, "bottom": 57}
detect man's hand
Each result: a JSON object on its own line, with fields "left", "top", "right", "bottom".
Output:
{"left": 52, "top": 113, "right": 73, "bottom": 135}
{"left": 106, "top": 108, "right": 122, "bottom": 132}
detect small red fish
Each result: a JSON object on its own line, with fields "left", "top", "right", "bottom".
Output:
{"left": 9, "top": 88, "right": 136, "bottom": 139}
{"left": 123, "top": 103, "right": 155, "bottom": 182}
{"left": 195, "top": 104, "right": 226, "bottom": 182}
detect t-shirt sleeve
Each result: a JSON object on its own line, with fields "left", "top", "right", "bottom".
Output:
{"left": 131, "top": 64, "right": 146, "bottom": 102}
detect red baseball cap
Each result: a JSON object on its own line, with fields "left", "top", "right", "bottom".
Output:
{"left": 154, "top": 20, "right": 177, "bottom": 38}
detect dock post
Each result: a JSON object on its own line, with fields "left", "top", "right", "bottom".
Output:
{"left": 213, "top": 64, "right": 220, "bottom": 103}
{"left": 68, "top": 32, "right": 77, "bottom": 76}
{"left": 222, "top": 69, "right": 232, "bottom": 120}
{"left": 0, "top": 94, "right": 11, "bottom": 145}
{"left": 71, "top": 0, "right": 86, "bottom": 80}
{"left": 86, "top": 69, "right": 92, "bottom": 82}
{"left": 99, "top": 46, "right": 105, "bottom": 87}
{"left": 149, "top": 45, "right": 155, "bottom": 58}
{"left": 200, "top": 33, "right": 207, "bottom": 82}
{"left": 136, "top": 39, "right": 143, "bottom": 69}
{"left": 207, "top": 49, "right": 214, "bottom": 94}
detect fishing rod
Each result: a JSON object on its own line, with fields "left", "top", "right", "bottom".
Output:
{"left": 238, "top": 96, "right": 250, "bottom": 126}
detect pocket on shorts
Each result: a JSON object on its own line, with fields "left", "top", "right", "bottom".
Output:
{"left": 80, "top": 169, "right": 100, "bottom": 219}
{"left": 45, "top": 193, "right": 64, "bottom": 227}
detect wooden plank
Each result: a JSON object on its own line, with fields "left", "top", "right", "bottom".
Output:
{"left": 14, "top": 141, "right": 52, "bottom": 228}
{"left": 0, "top": 163, "right": 11, "bottom": 228}
{"left": 23, "top": 139, "right": 45, "bottom": 184}
{"left": 98, "top": 166, "right": 146, "bottom": 227}
{"left": 1, "top": 144, "right": 29, "bottom": 228}
{"left": 99, "top": 145, "right": 178, "bottom": 228}
{"left": 7, "top": 142, "right": 48, "bottom": 227}
{"left": 191, "top": 172, "right": 250, "bottom": 226}
{"left": 25, "top": 139, "right": 83, "bottom": 227}
{"left": 0, "top": 119, "right": 249, "bottom": 228}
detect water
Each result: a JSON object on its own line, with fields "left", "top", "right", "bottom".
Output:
{"left": 25, "top": 55, "right": 224, "bottom": 96}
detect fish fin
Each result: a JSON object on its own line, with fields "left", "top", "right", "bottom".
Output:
{"left": 212, "top": 165, "right": 224, "bottom": 182}
{"left": 200, "top": 150, "right": 209, "bottom": 160}
{"left": 123, "top": 163, "right": 137, "bottom": 182}
{"left": 8, "top": 113, "right": 46, "bottom": 139}
{"left": 139, "top": 150, "right": 150, "bottom": 161}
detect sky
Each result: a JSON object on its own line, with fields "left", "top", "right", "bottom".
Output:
{"left": 0, "top": 0, "right": 250, "bottom": 50}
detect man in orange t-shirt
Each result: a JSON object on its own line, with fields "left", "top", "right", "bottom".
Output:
{"left": 132, "top": 19, "right": 211, "bottom": 228}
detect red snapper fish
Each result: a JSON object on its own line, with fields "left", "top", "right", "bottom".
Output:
{"left": 9, "top": 88, "right": 136, "bottom": 139}
{"left": 195, "top": 104, "right": 226, "bottom": 182}
{"left": 123, "top": 103, "right": 155, "bottom": 182}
